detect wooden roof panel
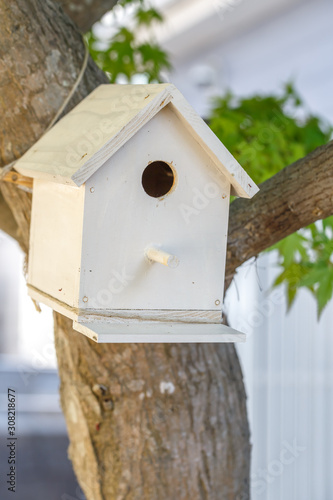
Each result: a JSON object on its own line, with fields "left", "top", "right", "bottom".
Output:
{"left": 15, "top": 83, "right": 258, "bottom": 198}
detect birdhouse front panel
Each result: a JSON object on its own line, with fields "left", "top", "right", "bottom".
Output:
{"left": 79, "top": 105, "right": 230, "bottom": 316}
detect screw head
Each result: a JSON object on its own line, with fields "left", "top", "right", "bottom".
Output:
{"left": 215, "top": 299, "right": 221, "bottom": 306}
{"left": 90, "top": 187, "right": 95, "bottom": 193}
{"left": 83, "top": 296, "right": 88, "bottom": 303}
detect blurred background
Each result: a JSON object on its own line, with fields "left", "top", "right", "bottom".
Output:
{"left": 1, "top": 0, "right": 332, "bottom": 498}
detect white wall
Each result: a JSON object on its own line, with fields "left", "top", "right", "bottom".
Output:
{"left": 227, "top": 255, "right": 333, "bottom": 500}
{"left": 0, "top": 229, "right": 56, "bottom": 365}
{"left": 0, "top": 232, "right": 20, "bottom": 354}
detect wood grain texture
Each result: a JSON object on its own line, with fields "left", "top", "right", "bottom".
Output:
{"left": 82, "top": 309, "right": 222, "bottom": 323}
{"left": 28, "top": 179, "right": 85, "bottom": 307}
{"left": 15, "top": 84, "right": 173, "bottom": 185}
{"left": 27, "top": 285, "right": 222, "bottom": 323}
{"left": 15, "top": 83, "right": 258, "bottom": 198}
{"left": 28, "top": 284, "right": 78, "bottom": 320}
{"left": 29, "top": 282, "right": 241, "bottom": 343}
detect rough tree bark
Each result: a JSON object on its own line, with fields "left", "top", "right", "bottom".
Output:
{"left": 0, "top": 1, "right": 333, "bottom": 499}
{"left": 56, "top": 0, "right": 119, "bottom": 33}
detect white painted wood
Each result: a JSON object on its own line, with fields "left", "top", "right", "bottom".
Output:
{"left": 15, "top": 84, "right": 173, "bottom": 186}
{"left": 80, "top": 105, "right": 230, "bottom": 311}
{"left": 145, "top": 247, "right": 179, "bottom": 268}
{"left": 73, "top": 320, "right": 246, "bottom": 343}
{"left": 79, "top": 309, "right": 221, "bottom": 324}
{"left": 28, "top": 180, "right": 84, "bottom": 308}
{"left": 28, "top": 284, "right": 222, "bottom": 324}
{"left": 14, "top": 83, "right": 258, "bottom": 198}
{"left": 169, "top": 88, "right": 258, "bottom": 198}
{"left": 28, "top": 284, "right": 244, "bottom": 343}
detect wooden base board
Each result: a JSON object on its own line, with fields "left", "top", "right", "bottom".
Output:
{"left": 27, "top": 285, "right": 222, "bottom": 323}
{"left": 73, "top": 320, "right": 246, "bottom": 343}
{"left": 80, "top": 309, "right": 221, "bottom": 323}
{"left": 28, "top": 284, "right": 78, "bottom": 320}
{"left": 28, "top": 285, "right": 245, "bottom": 343}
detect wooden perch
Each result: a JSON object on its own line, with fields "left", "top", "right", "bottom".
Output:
{"left": 145, "top": 247, "right": 179, "bottom": 268}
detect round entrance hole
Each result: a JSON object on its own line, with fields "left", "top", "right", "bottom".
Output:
{"left": 141, "top": 161, "right": 175, "bottom": 198}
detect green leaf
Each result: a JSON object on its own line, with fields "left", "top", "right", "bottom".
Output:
{"left": 315, "top": 267, "right": 333, "bottom": 318}
{"left": 136, "top": 7, "right": 163, "bottom": 26}
{"left": 272, "top": 232, "right": 309, "bottom": 267}
{"left": 274, "top": 262, "right": 309, "bottom": 309}
{"left": 323, "top": 216, "right": 333, "bottom": 231}
{"left": 299, "top": 265, "right": 328, "bottom": 288}
{"left": 86, "top": 0, "right": 171, "bottom": 83}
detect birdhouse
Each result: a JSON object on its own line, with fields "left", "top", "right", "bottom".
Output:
{"left": 15, "top": 84, "right": 258, "bottom": 343}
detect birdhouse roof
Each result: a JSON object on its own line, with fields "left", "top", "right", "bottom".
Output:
{"left": 15, "top": 83, "right": 258, "bottom": 198}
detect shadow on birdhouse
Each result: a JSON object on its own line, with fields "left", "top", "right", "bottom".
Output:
{"left": 15, "top": 84, "right": 258, "bottom": 343}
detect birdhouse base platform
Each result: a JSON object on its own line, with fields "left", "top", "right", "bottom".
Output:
{"left": 73, "top": 320, "right": 245, "bottom": 343}
{"left": 28, "top": 285, "right": 245, "bottom": 343}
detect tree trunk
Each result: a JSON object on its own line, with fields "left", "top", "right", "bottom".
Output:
{"left": 0, "top": 1, "right": 251, "bottom": 499}
{"left": 55, "top": 314, "right": 250, "bottom": 500}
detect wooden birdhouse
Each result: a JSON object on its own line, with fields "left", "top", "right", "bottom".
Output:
{"left": 15, "top": 84, "right": 258, "bottom": 343}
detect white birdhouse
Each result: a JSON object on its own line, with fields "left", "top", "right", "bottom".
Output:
{"left": 15, "top": 84, "right": 258, "bottom": 343}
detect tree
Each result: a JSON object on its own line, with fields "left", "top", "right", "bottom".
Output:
{"left": 0, "top": 1, "right": 332, "bottom": 499}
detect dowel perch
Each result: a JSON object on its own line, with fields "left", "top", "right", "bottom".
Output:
{"left": 145, "top": 247, "right": 179, "bottom": 268}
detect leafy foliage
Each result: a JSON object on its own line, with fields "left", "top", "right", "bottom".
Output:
{"left": 210, "top": 85, "right": 333, "bottom": 317}
{"left": 210, "top": 84, "right": 331, "bottom": 183}
{"left": 86, "top": 0, "right": 171, "bottom": 83}
{"left": 271, "top": 220, "right": 333, "bottom": 318}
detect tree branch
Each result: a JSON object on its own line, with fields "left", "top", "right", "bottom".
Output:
{"left": 226, "top": 140, "right": 333, "bottom": 284}
{"left": 56, "top": 0, "right": 119, "bottom": 32}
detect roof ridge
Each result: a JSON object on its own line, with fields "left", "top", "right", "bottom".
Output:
{"left": 15, "top": 83, "right": 258, "bottom": 198}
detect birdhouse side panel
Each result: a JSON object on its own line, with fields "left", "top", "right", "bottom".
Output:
{"left": 79, "top": 104, "right": 230, "bottom": 313}
{"left": 28, "top": 180, "right": 85, "bottom": 308}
